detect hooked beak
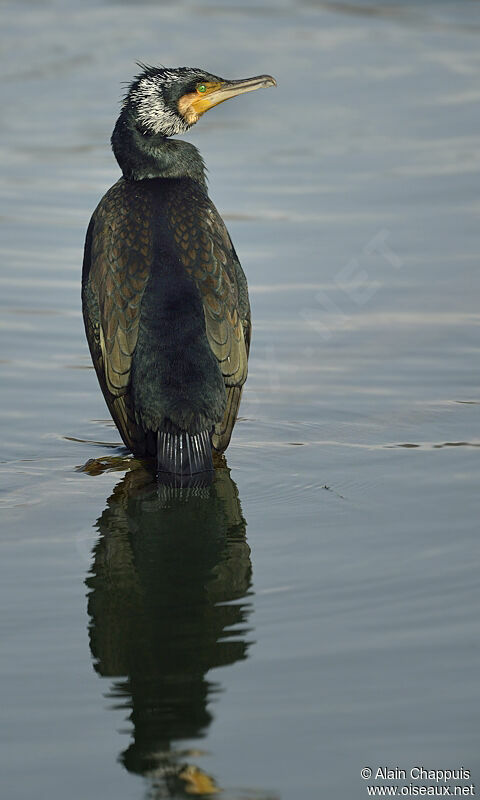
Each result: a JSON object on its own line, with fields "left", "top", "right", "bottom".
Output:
{"left": 203, "top": 74, "right": 277, "bottom": 108}
{"left": 179, "top": 74, "right": 277, "bottom": 122}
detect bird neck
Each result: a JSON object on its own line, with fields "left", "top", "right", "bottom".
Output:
{"left": 111, "top": 109, "right": 207, "bottom": 186}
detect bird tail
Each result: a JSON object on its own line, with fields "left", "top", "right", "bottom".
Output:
{"left": 157, "top": 428, "right": 214, "bottom": 487}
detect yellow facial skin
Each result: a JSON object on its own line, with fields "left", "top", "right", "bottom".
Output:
{"left": 177, "top": 75, "right": 276, "bottom": 125}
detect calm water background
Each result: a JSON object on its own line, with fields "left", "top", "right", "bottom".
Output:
{"left": 1, "top": 1, "right": 480, "bottom": 798}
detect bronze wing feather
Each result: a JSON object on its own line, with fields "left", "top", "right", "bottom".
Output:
{"left": 82, "top": 180, "right": 154, "bottom": 454}
{"left": 165, "top": 183, "right": 251, "bottom": 452}
{"left": 83, "top": 178, "right": 250, "bottom": 456}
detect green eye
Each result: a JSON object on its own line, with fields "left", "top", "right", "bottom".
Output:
{"left": 197, "top": 84, "right": 207, "bottom": 93}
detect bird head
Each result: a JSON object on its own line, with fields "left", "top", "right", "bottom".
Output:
{"left": 123, "top": 65, "right": 276, "bottom": 137}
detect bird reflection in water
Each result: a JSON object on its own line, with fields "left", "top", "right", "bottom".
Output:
{"left": 86, "top": 461, "right": 253, "bottom": 797}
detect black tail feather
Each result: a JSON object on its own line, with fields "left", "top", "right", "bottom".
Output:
{"left": 157, "top": 429, "right": 213, "bottom": 484}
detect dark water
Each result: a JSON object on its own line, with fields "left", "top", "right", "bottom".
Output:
{"left": 1, "top": 1, "right": 480, "bottom": 798}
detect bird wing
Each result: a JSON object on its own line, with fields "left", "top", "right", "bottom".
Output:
{"left": 165, "top": 185, "right": 251, "bottom": 451}
{"left": 83, "top": 178, "right": 250, "bottom": 454}
{"left": 82, "top": 180, "right": 154, "bottom": 453}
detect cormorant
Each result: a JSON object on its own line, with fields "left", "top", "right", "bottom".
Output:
{"left": 82, "top": 65, "right": 276, "bottom": 482}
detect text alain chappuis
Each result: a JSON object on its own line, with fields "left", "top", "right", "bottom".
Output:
{"left": 364, "top": 769, "right": 471, "bottom": 783}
